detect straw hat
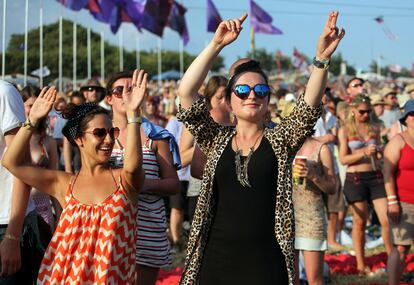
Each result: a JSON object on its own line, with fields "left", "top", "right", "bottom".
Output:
{"left": 369, "top": 94, "right": 386, "bottom": 106}
{"left": 404, "top": 83, "right": 414, "bottom": 94}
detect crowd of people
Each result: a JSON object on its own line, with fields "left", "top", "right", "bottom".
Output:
{"left": 0, "top": 11, "right": 412, "bottom": 285}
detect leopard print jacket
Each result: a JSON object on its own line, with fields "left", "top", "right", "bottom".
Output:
{"left": 177, "top": 95, "right": 322, "bottom": 285}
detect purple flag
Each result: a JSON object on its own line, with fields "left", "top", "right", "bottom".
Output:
{"left": 206, "top": 0, "right": 222, "bottom": 33}
{"left": 140, "top": 0, "right": 173, "bottom": 37}
{"left": 167, "top": 1, "right": 189, "bottom": 45}
{"left": 250, "top": 0, "right": 282, "bottom": 35}
{"left": 56, "top": 0, "right": 88, "bottom": 11}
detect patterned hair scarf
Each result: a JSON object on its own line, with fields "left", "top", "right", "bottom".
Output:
{"left": 62, "top": 103, "right": 100, "bottom": 141}
{"left": 351, "top": 93, "right": 371, "bottom": 106}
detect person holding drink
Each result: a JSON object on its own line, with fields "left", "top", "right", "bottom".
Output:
{"left": 177, "top": 11, "right": 344, "bottom": 285}
{"left": 292, "top": 137, "right": 336, "bottom": 285}
{"left": 338, "top": 94, "right": 392, "bottom": 274}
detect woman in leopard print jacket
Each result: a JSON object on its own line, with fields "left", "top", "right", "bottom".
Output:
{"left": 177, "top": 12, "right": 345, "bottom": 285}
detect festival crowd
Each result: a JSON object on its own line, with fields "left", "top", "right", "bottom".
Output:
{"left": 0, "top": 11, "right": 413, "bottom": 285}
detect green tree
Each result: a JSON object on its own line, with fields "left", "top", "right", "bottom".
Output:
{"left": 1, "top": 19, "right": 224, "bottom": 85}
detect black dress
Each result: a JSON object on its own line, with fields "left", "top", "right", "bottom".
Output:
{"left": 199, "top": 137, "right": 288, "bottom": 285}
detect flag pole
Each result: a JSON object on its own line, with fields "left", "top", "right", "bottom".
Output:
{"left": 1, "top": 0, "right": 6, "bottom": 80}
{"left": 73, "top": 21, "right": 77, "bottom": 89}
{"left": 24, "top": 0, "right": 28, "bottom": 85}
{"left": 39, "top": 0, "right": 43, "bottom": 87}
{"left": 136, "top": 34, "right": 140, "bottom": 70}
{"left": 59, "top": 16, "right": 63, "bottom": 92}
{"left": 179, "top": 38, "right": 183, "bottom": 78}
{"left": 87, "top": 27, "right": 91, "bottom": 79}
{"left": 100, "top": 30, "right": 104, "bottom": 82}
{"left": 118, "top": 28, "right": 123, "bottom": 71}
{"left": 157, "top": 38, "right": 162, "bottom": 88}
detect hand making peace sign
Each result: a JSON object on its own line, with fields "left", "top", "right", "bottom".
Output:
{"left": 316, "top": 11, "right": 345, "bottom": 60}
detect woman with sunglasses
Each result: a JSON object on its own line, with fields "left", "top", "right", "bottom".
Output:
{"left": 2, "top": 70, "right": 147, "bottom": 284}
{"left": 338, "top": 93, "right": 392, "bottom": 274}
{"left": 177, "top": 12, "right": 344, "bottom": 285}
{"left": 106, "top": 71, "right": 180, "bottom": 285}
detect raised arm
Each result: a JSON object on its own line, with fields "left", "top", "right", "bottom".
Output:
{"left": 2, "top": 87, "right": 69, "bottom": 204}
{"left": 120, "top": 69, "right": 147, "bottom": 193}
{"left": 178, "top": 14, "right": 247, "bottom": 109}
{"left": 304, "top": 11, "right": 345, "bottom": 107}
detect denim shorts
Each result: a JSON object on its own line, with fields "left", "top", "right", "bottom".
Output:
{"left": 0, "top": 211, "right": 44, "bottom": 285}
{"left": 343, "top": 171, "right": 386, "bottom": 203}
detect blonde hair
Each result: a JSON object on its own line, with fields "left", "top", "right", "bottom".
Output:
{"left": 345, "top": 103, "right": 377, "bottom": 139}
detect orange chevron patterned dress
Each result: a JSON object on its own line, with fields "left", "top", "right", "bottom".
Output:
{"left": 37, "top": 172, "right": 137, "bottom": 284}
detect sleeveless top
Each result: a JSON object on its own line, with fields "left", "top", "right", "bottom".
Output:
{"left": 396, "top": 135, "right": 414, "bottom": 204}
{"left": 199, "top": 137, "right": 288, "bottom": 285}
{"left": 293, "top": 142, "right": 327, "bottom": 241}
{"left": 37, "top": 171, "right": 137, "bottom": 284}
{"left": 110, "top": 139, "right": 172, "bottom": 268}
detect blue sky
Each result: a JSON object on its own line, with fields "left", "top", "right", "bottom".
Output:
{"left": 2, "top": 0, "right": 414, "bottom": 72}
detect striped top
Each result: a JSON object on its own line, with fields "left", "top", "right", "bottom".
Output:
{"left": 110, "top": 140, "right": 171, "bottom": 268}
{"left": 37, "top": 172, "right": 137, "bottom": 284}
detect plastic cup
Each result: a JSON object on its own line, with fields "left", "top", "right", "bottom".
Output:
{"left": 293, "top": 156, "right": 307, "bottom": 186}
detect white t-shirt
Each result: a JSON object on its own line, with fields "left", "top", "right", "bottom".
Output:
{"left": 165, "top": 117, "right": 190, "bottom": 181}
{"left": 313, "top": 109, "right": 339, "bottom": 174}
{"left": 0, "top": 81, "right": 35, "bottom": 224}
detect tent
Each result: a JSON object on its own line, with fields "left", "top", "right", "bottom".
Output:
{"left": 151, "top": 70, "right": 182, "bottom": 81}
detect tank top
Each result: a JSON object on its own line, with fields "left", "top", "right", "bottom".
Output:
{"left": 37, "top": 171, "right": 137, "bottom": 284}
{"left": 396, "top": 135, "right": 414, "bottom": 204}
{"left": 293, "top": 142, "right": 326, "bottom": 240}
{"left": 110, "top": 139, "right": 171, "bottom": 268}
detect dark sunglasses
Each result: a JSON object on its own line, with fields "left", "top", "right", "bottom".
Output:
{"left": 109, "top": 86, "right": 124, "bottom": 98}
{"left": 358, "top": 109, "right": 371, "bottom": 115}
{"left": 83, "top": 127, "right": 120, "bottom": 140}
{"left": 351, "top": 83, "right": 363, "bottom": 88}
{"left": 232, "top": 84, "right": 270, "bottom": 100}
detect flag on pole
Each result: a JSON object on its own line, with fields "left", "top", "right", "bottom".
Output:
{"left": 167, "top": 1, "right": 189, "bottom": 45}
{"left": 140, "top": 0, "right": 173, "bottom": 37}
{"left": 56, "top": 0, "right": 88, "bottom": 11}
{"left": 250, "top": 0, "right": 282, "bottom": 35}
{"left": 292, "top": 47, "right": 308, "bottom": 73}
{"left": 206, "top": 0, "right": 222, "bottom": 32}
{"left": 374, "top": 16, "right": 398, "bottom": 41}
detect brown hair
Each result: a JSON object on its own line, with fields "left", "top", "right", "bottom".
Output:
{"left": 204, "top": 76, "right": 227, "bottom": 110}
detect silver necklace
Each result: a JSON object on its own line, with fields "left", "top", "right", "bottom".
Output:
{"left": 234, "top": 131, "right": 263, "bottom": 188}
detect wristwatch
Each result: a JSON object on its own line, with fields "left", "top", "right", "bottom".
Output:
{"left": 313, "top": 57, "right": 330, "bottom": 70}
{"left": 20, "top": 117, "right": 36, "bottom": 129}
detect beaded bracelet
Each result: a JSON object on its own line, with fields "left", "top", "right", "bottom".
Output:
{"left": 4, "top": 233, "right": 20, "bottom": 241}
{"left": 387, "top": 195, "right": 397, "bottom": 200}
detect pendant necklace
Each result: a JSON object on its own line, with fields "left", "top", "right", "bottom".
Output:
{"left": 234, "top": 130, "right": 263, "bottom": 188}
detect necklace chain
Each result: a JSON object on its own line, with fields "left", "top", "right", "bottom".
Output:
{"left": 234, "top": 130, "right": 263, "bottom": 188}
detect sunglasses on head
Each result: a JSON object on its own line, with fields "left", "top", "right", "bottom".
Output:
{"left": 351, "top": 83, "right": 363, "bottom": 88}
{"left": 232, "top": 84, "right": 270, "bottom": 100}
{"left": 83, "top": 127, "right": 120, "bottom": 140}
{"left": 358, "top": 109, "right": 371, "bottom": 115}
{"left": 109, "top": 86, "right": 125, "bottom": 98}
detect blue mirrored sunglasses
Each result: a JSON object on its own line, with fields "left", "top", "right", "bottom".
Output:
{"left": 232, "top": 84, "right": 270, "bottom": 100}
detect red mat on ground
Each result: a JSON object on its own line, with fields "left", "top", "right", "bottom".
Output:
{"left": 156, "top": 253, "right": 414, "bottom": 285}
{"left": 324, "top": 252, "right": 414, "bottom": 275}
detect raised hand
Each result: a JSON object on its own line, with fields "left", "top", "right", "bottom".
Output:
{"left": 213, "top": 14, "right": 248, "bottom": 48}
{"left": 122, "top": 69, "right": 148, "bottom": 112}
{"left": 316, "top": 11, "right": 345, "bottom": 60}
{"left": 29, "top": 86, "right": 57, "bottom": 124}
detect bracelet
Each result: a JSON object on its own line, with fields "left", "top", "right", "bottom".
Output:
{"left": 387, "top": 195, "right": 398, "bottom": 200}
{"left": 4, "top": 233, "right": 20, "bottom": 241}
{"left": 387, "top": 200, "right": 399, "bottom": 206}
{"left": 20, "top": 117, "right": 36, "bottom": 129}
{"left": 127, "top": 116, "right": 142, "bottom": 124}
{"left": 313, "top": 57, "right": 330, "bottom": 70}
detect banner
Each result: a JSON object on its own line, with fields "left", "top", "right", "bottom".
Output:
{"left": 206, "top": 0, "right": 222, "bottom": 33}
{"left": 168, "top": 1, "right": 189, "bottom": 45}
{"left": 250, "top": 0, "right": 282, "bottom": 35}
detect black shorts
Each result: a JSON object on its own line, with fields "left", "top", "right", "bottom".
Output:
{"left": 169, "top": 181, "right": 189, "bottom": 209}
{"left": 343, "top": 171, "right": 386, "bottom": 203}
